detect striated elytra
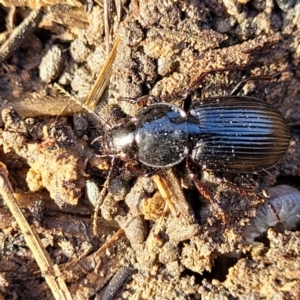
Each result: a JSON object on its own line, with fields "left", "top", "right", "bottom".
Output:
{"left": 188, "top": 96, "right": 290, "bottom": 171}
{"left": 105, "top": 95, "right": 290, "bottom": 172}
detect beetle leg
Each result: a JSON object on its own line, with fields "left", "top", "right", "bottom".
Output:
{"left": 143, "top": 167, "right": 158, "bottom": 177}
{"left": 186, "top": 159, "right": 226, "bottom": 223}
{"left": 220, "top": 180, "right": 283, "bottom": 223}
{"left": 192, "top": 175, "right": 227, "bottom": 223}
{"left": 184, "top": 66, "right": 297, "bottom": 99}
{"left": 218, "top": 179, "right": 257, "bottom": 195}
{"left": 219, "top": 180, "right": 264, "bottom": 204}
{"left": 181, "top": 93, "right": 192, "bottom": 112}
{"left": 123, "top": 161, "right": 157, "bottom": 177}
{"left": 93, "top": 156, "right": 117, "bottom": 235}
{"left": 183, "top": 64, "right": 241, "bottom": 98}
{"left": 118, "top": 95, "right": 161, "bottom": 106}
{"left": 229, "top": 71, "right": 284, "bottom": 96}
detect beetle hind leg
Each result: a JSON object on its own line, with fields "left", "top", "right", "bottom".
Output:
{"left": 186, "top": 159, "right": 227, "bottom": 223}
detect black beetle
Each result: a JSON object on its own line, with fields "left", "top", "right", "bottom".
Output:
{"left": 103, "top": 93, "right": 290, "bottom": 172}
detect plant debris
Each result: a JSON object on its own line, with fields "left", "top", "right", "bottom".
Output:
{"left": 0, "top": 1, "right": 300, "bottom": 299}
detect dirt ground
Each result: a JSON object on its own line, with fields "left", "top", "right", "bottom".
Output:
{"left": 0, "top": 1, "right": 300, "bottom": 299}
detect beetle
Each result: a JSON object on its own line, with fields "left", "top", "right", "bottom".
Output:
{"left": 92, "top": 69, "right": 292, "bottom": 223}
{"left": 103, "top": 93, "right": 290, "bottom": 172}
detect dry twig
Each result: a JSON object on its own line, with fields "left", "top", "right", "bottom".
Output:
{"left": 0, "top": 7, "right": 43, "bottom": 61}
{"left": 84, "top": 37, "right": 120, "bottom": 109}
{"left": 0, "top": 162, "right": 72, "bottom": 300}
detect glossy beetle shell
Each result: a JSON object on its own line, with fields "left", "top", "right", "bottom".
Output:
{"left": 188, "top": 96, "right": 290, "bottom": 171}
{"left": 135, "top": 103, "right": 188, "bottom": 167}
{"left": 105, "top": 96, "right": 290, "bottom": 171}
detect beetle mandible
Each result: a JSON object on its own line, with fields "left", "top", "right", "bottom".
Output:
{"left": 102, "top": 70, "right": 290, "bottom": 173}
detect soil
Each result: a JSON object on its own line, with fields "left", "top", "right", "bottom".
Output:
{"left": 0, "top": 1, "right": 300, "bottom": 299}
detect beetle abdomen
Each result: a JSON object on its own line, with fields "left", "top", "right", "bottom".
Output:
{"left": 189, "top": 96, "right": 290, "bottom": 171}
